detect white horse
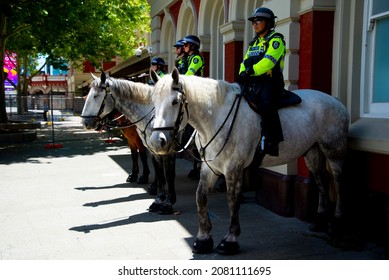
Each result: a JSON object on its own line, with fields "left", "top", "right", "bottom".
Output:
{"left": 81, "top": 72, "right": 178, "bottom": 214}
{"left": 148, "top": 67, "right": 350, "bottom": 255}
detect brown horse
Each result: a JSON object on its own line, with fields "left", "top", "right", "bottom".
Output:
{"left": 105, "top": 110, "right": 150, "bottom": 184}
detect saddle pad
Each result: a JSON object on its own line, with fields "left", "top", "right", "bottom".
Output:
{"left": 278, "top": 90, "right": 302, "bottom": 108}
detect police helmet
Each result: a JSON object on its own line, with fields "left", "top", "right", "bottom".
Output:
{"left": 151, "top": 57, "right": 165, "bottom": 66}
{"left": 182, "top": 35, "right": 201, "bottom": 49}
{"left": 248, "top": 7, "right": 276, "bottom": 29}
{"left": 174, "top": 39, "right": 185, "bottom": 48}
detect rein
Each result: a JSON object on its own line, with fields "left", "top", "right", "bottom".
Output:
{"left": 101, "top": 107, "right": 155, "bottom": 129}
{"left": 198, "top": 93, "right": 243, "bottom": 175}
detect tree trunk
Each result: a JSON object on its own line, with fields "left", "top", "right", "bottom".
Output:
{"left": 16, "top": 55, "right": 28, "bottom": 114}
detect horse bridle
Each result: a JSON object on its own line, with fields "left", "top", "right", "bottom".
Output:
{"left": 151, "top": 81, "right": 244, "bottom": 175}
{"left": 82, "top": 80, "right": 155, "bottom": 131}
{"left": 152, "top": 82, "right": 189, "bottom": 148}
{"left": 81, "top": 82, "right": 114, "bottom": 122}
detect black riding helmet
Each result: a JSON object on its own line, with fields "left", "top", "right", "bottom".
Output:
{"left": 174, "top": 39, "right": 185, "bottom": 48}
{"left": 248, "top": 7, "right": 276, "bottom": 29}
{"left": 182, "top": 35, "right": 201, "bottom": 50}
{"left": 151, "top": 57, "right": 165, "bottom": 66}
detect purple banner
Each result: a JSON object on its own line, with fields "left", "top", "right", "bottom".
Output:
{"left": 4, "top": 52, "right": 18, "bottom": 91}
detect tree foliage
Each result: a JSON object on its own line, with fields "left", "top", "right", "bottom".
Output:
{"left": 0, "top": 0, "right": 150, "bottom": 122}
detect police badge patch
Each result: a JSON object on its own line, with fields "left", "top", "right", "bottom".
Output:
{"left": 272, "top": 41, "right": 280, "bottom": 49}
{"left": 193, "top": 58, "right": 199, "bottom": 64}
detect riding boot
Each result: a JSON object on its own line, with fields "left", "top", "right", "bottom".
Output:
{"left": 260, "top": 110, "right": 283, "bottom": 156}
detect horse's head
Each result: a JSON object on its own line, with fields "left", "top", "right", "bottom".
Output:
{"left": 81, "top": 71, "right": 116, "bottom": 130}
{"left": 149, "top": 67, "right": 188, "bottom": 154}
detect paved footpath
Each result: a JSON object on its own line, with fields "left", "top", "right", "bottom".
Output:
{"left": 0, "top": 116, "right": 385, "bottom": 260}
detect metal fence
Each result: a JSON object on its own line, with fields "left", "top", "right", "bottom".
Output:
{"left": 6, "top": 94, "right": 86, "bottom": 119}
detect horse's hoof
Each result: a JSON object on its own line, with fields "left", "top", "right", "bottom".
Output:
{"left": 216, "top": 238, "right": 240, "bottom": 255}
{"left": 126, "top": 174, "right": 138, "bottom": 183}
{"left": 147, "top": 184, "right": 157, "bottom": 195}
{"left": 137, "top": 175, "right": 149, "bottom": 185}
{"left": 148, "top": 202, "right": 161, "bottom": 212}
{"left": 309, "top": 222, "right": 328, "bottom": 232}
{"left": 192, "top": 237, "right": 214, "bottom": 254}
{"left": 158, "top": 203, "right": 173, "bottom": 215}
{"left": 309, "top": 214, "right": 329, "bottom": 232}
{"left": 168, "top": 195, "right": 176, "bottom": 205}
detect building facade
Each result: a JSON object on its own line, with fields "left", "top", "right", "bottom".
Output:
{"left": 146, "top": 0, "right": 389, "bottom": 244}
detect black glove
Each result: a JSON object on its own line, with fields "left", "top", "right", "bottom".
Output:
{"left": 237, "top": 71, "right": 249, "bottom": 84}
{"left": 246, "top": 67, "right": 254, "bottom": 75}
{"left": 244, "top": 57, "right": 254, "bottom": 70}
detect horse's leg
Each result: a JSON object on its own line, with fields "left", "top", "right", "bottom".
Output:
{"left": 137, "top": 147, "right": 150, "bottom": 184}
{"left": 304, "top": 144, "right": 331, "bottom": 231}
{"left": 148, "top": 155, "right": 165, "bottom": 194}
{"left": 215, "top": 168, "right": 243, "bottom": 255}
{"left": 319, "top": 141, "right": 348, "bottom": 242}
{"left": 318, "top": 139, "right": 347, "bottom": 219}
{"left": 126, "top": 145, "right": 139, "bottom": 183}
{"left": 326, "top": 157, "right": 344, "bottom": 218}
{"left": 148, "top": 155, "right": 167, "bottom": 212}
{"left": 157, "top": 153, "right": 176, "bottom": 215}
{"left": 164, "top": 153, "right": 176, "bottom": 204}
{"left": 193, "top": 170, "right": 219, "bottom": 254}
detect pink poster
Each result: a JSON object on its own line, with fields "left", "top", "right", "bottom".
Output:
{"left": 4, "top": 52, "right": 17, "bottom": 91}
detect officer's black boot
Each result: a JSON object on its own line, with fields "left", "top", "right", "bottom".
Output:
{"left": 260, "top": 112, "right": 282, "bottom": 156}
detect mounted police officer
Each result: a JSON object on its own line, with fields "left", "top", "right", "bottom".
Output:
{"left": 149, "top": 57, "right": 166, "bottom": 85}
{"left": 151, "top": 57, "right": 166, "bottom": 77}
{"left": 182, "top": 35, "right": 204, "bottom": 76}
{"left": 181, "top": 35, "right": 204, "bottom": 178}
{"left": 174, "top": 39, "right": 188, "bottom": 74}
{"left": 238, "top": 7, "right": 285, "bottom": 156}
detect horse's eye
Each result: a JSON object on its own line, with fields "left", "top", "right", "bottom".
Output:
{"left": 172, "top": 99, "right": 179, "bottom": 106}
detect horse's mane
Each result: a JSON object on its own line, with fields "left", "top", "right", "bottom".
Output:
{"left": 93, "top": 77, "right": 152, "bottom": 104}
{"left": 180, "top": 75, "right": 240, "bottom": 106}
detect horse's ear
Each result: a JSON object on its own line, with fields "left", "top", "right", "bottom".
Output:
{"left": 172, "top": 67, "right": 179, "bottom": 85}
{"left": 91, "top": 73, "right": 98, "bottom": 81}
{"left": 150, "top": 67, "right": 160, "bottom": 84}
{"left": 101, "top": 71, "right": 106, "bottom": 84}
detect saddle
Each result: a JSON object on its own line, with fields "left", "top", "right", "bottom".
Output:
{"left": 244, "top": 89, "right": 302, "bottom": 114}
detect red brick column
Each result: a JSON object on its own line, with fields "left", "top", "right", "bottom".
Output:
{"left": 224, "top": 41, "right": 243, "bottom": 83}
{"left": 298, "top": 10, "right": 335, "bottom": 177}
{"left": 299, "top": 10, "right": 334, "bottom": 93}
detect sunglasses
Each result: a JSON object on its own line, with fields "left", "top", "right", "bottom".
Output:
{"left": 252, "top": 19, "right": 263, "bottom": 25}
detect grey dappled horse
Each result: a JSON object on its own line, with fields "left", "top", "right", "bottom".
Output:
{"left": 148, "top": 67, "right": 350, "bottom": 255}
{"left": 81, "top": 72, "right": 177, "bottom": 214}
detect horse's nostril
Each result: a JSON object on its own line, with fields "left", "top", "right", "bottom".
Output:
{"left": 158, "top": 132, "right": 167, "bottom": 147}
{"left": 160, "top": 138, "right": 166, "bottom": 147}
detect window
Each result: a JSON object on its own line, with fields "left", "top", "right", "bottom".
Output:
{"left": 362, "top": 0, "right": 389, "bottom": 117}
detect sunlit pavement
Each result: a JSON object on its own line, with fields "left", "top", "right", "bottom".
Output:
{"left": 0, "top": 116, "right": 385, "bottom": 259}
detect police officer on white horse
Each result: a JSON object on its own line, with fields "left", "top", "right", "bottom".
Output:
{"left": 238, "top": 7, "right": 286, "bottom": 156}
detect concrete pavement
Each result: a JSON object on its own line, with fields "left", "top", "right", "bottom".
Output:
{"left": 0, "top": 116, "right": 385, "bottom": 259}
